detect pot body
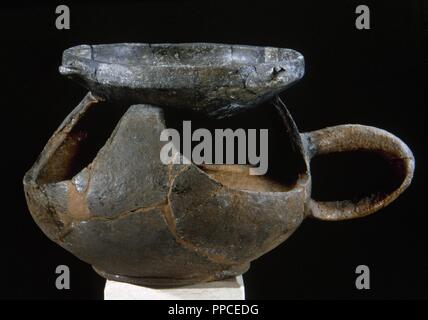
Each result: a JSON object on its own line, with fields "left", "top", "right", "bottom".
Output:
{"left": 24, "top": 93, "right": 414, "bottom": 287}
{"left": 24, "top": 93, "right": 309, "bottom": 286}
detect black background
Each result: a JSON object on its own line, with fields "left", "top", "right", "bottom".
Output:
{"left": 0, "top": 0, "right": 426, "bottom": 299}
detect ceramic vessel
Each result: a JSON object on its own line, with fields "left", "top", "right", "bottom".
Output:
{"left": 24, "top": 44, "right": 414, "bottom": 287}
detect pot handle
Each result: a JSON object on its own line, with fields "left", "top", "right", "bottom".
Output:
{"left": 302, "top": 124, "right": 414, "bottom": 221}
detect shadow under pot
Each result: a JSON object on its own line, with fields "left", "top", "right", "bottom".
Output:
{"left": 23, "top": 93, "right": 414, "bottom": 287}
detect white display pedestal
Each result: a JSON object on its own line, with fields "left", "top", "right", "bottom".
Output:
{"left": 104, "top": 276, "right": 245, "bottom": 300}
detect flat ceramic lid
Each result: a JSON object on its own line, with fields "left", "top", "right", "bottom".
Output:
{"left": 60, "top": 43, "right": 305, "bottom": 117}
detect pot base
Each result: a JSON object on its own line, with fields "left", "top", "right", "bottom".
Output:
{"left": 93, "top": 264, "right": 250, "bottom": 288}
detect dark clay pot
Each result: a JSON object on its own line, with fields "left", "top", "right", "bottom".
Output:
{"left": 24, "top": 43, "right": 414, "bottom": 287}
